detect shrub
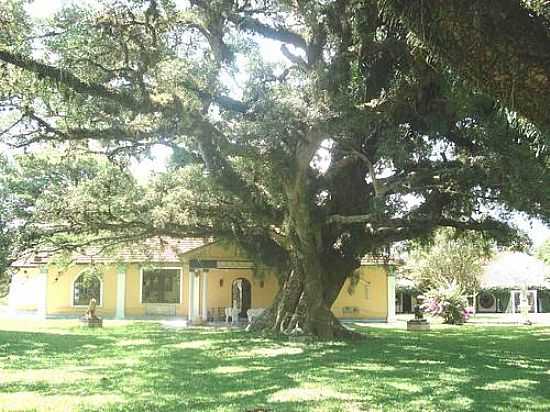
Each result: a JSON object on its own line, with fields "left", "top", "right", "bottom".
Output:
{"left": 420, "top": 281, "right": 474, "bottom": 324}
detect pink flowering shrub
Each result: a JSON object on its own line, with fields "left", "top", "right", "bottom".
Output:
{"left": 420, "top": 282, "right": 474, "bottom": 324}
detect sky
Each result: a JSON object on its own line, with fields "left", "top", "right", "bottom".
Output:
{"left": 15, "top": 0, "right": 550, "bottom": 247}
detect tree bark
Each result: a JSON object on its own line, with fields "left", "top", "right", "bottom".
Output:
{"left": 247, "top": 263, "right": 356, "bottom": 339}
{"left": 248, "top": 160, "right": 359, "bottom": 339}
{"left": 380, "top": 0, "right": 550, "bottom": 130}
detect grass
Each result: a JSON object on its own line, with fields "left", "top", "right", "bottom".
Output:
{"left": 1, "top": 320, "right": 550, "bottom": 411}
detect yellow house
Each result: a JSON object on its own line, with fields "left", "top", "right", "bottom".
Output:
{"left": 8, "top": 238, "right": 397, "bottom": 322}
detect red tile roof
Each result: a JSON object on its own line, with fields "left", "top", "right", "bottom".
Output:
{"left": 12, "top": 237, "right": 211, "bottom": 267}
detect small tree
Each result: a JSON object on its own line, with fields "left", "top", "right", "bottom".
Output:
{"left": 404, "top": 228, "right": 495, "bottom": 295}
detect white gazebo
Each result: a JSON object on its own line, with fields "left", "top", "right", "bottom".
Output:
{"left": 479, "top": 252, "right": 550, "bottom": 313}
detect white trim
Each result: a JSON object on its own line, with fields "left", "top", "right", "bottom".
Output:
{"left": 187, "top": 270, "right": 201, "bottom": 322}
{"left": 71, "top": 270, "right": 104, "bottom": 308}
{"left": 180, "top": 271, "right": 184, "bottom": 306}
{"left": 510, "top": 289, "right": 538, "bottom": 314}
{"left": 139, "top": 269, "right": 143, "bottom": 304}
{"left": 192, "top": 271, "right": 200, "bottom": 321}
{"left": 115, "top": 266, "right": 126, "bottom": 319}
{"left": 386, "top": 270, "right": 396, "bottom": 322}
{"left": 139, "top": 266, "right": 182, "bottom": 304}
{"left": 188, "top": 270, "right": 194, "bottom": 321}
{"left": 201, "top": 272, "right": 208, "bottom": 321}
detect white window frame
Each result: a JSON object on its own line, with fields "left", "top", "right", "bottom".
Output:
{"left": 510, "top": 289, "right": 538, "bottom": 313}
{"left": 139, "top": 266, "right": 183, "bottom": 304}
{"left": 71, "top": 270, "right": 104, "bottom": 308}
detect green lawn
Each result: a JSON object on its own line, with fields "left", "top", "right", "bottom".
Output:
{"left": 1, "top": 321, "right": 549, "bottom": 412}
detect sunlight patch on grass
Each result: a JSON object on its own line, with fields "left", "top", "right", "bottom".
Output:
{"left": 0, "top": 320, "right": 79, "bottom": 334}
{"left": 437, "top": 372, "right": 470, "bottom": 384}
{"left": 168, "top": 339, "right": 213, "bottom": 350}
{"left": 114, "top": 338, "right": 151, "bottom": 347}
{"left": 446, "top": 367, "right": 468, "bottom": 374}
{"left": 0, "top": 367, "right": 98, "bottom": 385}
{"left": 245, "top": 345, "right": 304, "bottom": 358}
{"left": 311, "top": 401, "right": 368, "bottom": 412}
{"left": 212, "top": 366, "right": 249, "bottom": 374}
{"left": 0, "top": 392, "right": 123, "bottom": 412}
{"left": 503, "top": 359, "right": 543, "bottom": 369}
{"left": 340, "top": 363, "right": 397, "bottom": 372}
{"left": 397, "top": 344, "right": 430, "bottom": 351}
{"left": 221, "top": 388, "right": 268, "bottom": 399}
{"left": 386, "top": 381, "right": 423, "bottom": 393}
{"left": 269, "top": 385, "right": 353, "bottom": 403}
{"left": 399, "top": 359, "right": 444, "bottom": 365}
{"left": 91, "top": 357, "right": 140, "bottom": 368}
{"left": 478, "top": 379, "right": 539, "bottom": 391}
{"left": 81, "top": 344, "right": 99, "bottom": 350}
{"left": 407, "top": 399, "right": 433, "bottom": 410}
{"left": 440, "top": 396, "right": 474, "bottom": 410}
{"left": 212, "top": 365, "right": 271, "bottom": 375}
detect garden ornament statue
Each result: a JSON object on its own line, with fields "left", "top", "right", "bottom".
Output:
{"left": 408, "top": 304, "right": 430, "bottom": 331}
{"left": 414, "top": 305, "right": 424, "bottom": 320}
{"left": 80, "top": 297, "right": 103, "bottom": 328}
{"left": 86, "top": 298, "right": 98, "bottom": 319}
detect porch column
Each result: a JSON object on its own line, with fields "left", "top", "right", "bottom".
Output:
{"left": 201, "top": 272, "right": 208, "bottom": 321}
{"left": 37, "top": 266, "right": 48, "bottom": 319}
{"left": 188, "top": 270, "right": 195, "bottom": 322}
{"left": 188, "top": 270, "right": 201, "bottom": 323}
{"left": 115, "top": 265, "right": 126, "bottom": 320}
{"left": 386, "top": 268, "right": 396, "bottom": 322}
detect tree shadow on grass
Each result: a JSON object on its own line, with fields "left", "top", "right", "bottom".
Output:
{"left": 0, "top": 330, "right": 117, "bottom": 369}
{"left": 331, "top": 326, "right": 550, "bottom": 411}
{"left": 1, "top": 323, "right": 550, "bottom": 411}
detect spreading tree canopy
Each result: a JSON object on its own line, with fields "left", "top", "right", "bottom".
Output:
{"left": 381, "top": 0, "right": 550, "bottom": 131}
{"left": 0, "top": 0, "right": 549, "bottom": 337}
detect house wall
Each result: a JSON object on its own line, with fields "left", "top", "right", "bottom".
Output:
{"left": 46, "top": 264, "right": 117, "bottom": 317}
{"left": 204, "top": 268, "right": 279, "bottom": 313}
{"left": 188, "top": 242, "right": 279, "bottom": 316}
{"left": 9, "top": 242, "right": 391, "bottom": 321}
{"left": 124, "top": 263, "right": 143, "bottom": 316}
{"left": 7, "top": 268, "right": 42, "bottom": 312}
{"left": 332, "top": 265, "right": 389, "bottom": 320}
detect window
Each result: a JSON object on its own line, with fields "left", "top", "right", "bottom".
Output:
{"left": 141, "top": 268, "right": 181, "bottom": 304}
{"left": 73, "top": 274, "right": 102, "bottom": 306}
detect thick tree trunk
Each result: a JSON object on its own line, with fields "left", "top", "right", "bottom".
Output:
{"left": 248, "top": 265, "right": 356, "bottom": 339}
{"left": 248, "top": 163, "right": 360, "bottom": 339}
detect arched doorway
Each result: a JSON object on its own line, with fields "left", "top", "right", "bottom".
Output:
{"left": 231, "top": 278, "right": 251, "bottom": 320}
